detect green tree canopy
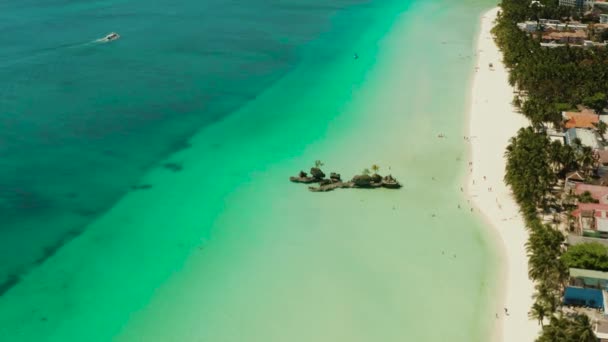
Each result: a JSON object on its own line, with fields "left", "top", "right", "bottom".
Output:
{"left": 505, "top": 127, "right": 557, "bottom": 207}
{"left": 562, "top": 242, "right": 608, "bottom": 271}
{"left": 583, "top": 92, "right": 606, "bottom": 113}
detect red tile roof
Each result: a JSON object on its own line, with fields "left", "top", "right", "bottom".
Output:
{"left": 572, "top": 203, "right": 608, "bottom": 218}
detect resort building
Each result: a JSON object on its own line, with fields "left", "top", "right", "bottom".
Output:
{"left": 570, "top": 268, "right": 608, "bottom": 290}
{"left": 518, "top": 20, "right": 588, "bottom": 33}
{"left": 563, "top": 109, "right": 599, "bottom": 129}
{"left": 565, "top": 128, "right": 601, "bottom": 149}
{"left": 559, "top": 0, "right": 594, "bottom": 9}
{"left": 571, "top": 202, "right": 608, "bottom": 237}
{"left": 563, "top": 286, "right": 606, "bottom": 309}
{"left": 541, "top": 30, "right": 588, "bottom": 45}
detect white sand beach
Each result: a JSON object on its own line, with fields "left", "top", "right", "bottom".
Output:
{"left": 467, "top": 7, "right": 540, "bottom": 342}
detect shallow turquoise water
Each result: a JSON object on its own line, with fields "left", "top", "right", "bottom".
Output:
{"left": 0, "top": 0, "right": 498, "bottom": 341}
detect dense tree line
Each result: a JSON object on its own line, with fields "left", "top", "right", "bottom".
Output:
{"left": 505, "top": 128, "right": 597, "bottom": 339}
{"left": 494, "top": 0, "right": 608, "bottom": 127}
{"left": 496, "top": 1, "right": 608, "bottom": 338}
{"left": 504, "top": 127, "right": 594, "bottom": 210}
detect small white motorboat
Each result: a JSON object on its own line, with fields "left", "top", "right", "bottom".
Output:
{"left": 100, "top": 32, "right": 120, "bottom": 42}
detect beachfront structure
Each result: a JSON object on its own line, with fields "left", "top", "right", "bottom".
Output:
{"left": 563, "top": 109, "right": 599, "bottom": 129}
{"left": 565, "top": 128, "right": 601, "bottom": 149}
{"left": 559, "top": 0, "right": 594, "bottom": 9}
{"left": 517, "top": 20, "right": 588, "bottom": 32}
{"left": 570, "top": 268, "right": 608, "bottom": 290}
{"left": 564, "top": 286, "right": 605, "bottom": 309}
{"left": 571, "top": 202, "right": 608, "bottom": 237}
{"left": 541, "top": 30, "right": 588, "bottom": 45}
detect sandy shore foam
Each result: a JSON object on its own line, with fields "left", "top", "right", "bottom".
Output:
{"left": 467, "top": 7, "right": 540, "bottom": 342}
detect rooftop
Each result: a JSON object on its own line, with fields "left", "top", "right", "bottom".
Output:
{"left": 599, "top": 150, "right": 608, "bottom": 165}
{"left": 574, "top": 183, "right": 608, "bottom": 203}
{"left": 567, "top": 170, "right": 586, "bottom": 182}
{"left": 568, "top": 234, "right": 608, "bottom": 246}
{"left": 565, "top": 128, "right": 601, "bottom": 149}
{"left": 571, "top": 268, "right": 608, "bottom": 281}
{"left": 563, "top": 110, "right": 599, "bottom": 129}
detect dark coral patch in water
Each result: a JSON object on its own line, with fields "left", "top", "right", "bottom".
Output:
{"left": 163, "top": 162, "right": 183, "bottom": 172}
{"left": 131, "top": 184, "right": 153, "bottom": 191}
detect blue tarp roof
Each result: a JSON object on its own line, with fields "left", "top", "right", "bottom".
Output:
{"left": 564, "top": 287, "right": 604, "bottom": 309}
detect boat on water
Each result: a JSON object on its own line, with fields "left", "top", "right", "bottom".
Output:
{"left": 100, "top": 32, "right": 120, "bottom": 42}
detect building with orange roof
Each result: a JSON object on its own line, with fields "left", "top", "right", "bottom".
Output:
{"left": 563, "top": 109, "right": 599, "bottom": 129}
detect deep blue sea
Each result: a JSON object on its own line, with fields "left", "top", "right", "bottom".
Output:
{"left": 0, "top": 0, "right": 373, "bottom": 291}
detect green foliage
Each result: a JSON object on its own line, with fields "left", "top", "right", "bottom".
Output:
{"left": 505, "top": 127, "right": 558, "bottom": 206}
{"left": 578, "top": 191, "right": 599, "bottom": 203}
{"left": 595, "top": 120, "right": 608, "bottom": 140}
{"left": 362, "top": 168, "right": 370, "bottom": 176}
{"left": 526, "top": 220, "right": 566, "bottom": 283}
{"left": 536, "top": 314, "right": 596, "bottom": 342}
{"left": 582, "top": 92, "right": 607, "bottom": 113}
{"left": 314, "top": 160, "right": 324, "bottom": 168}
{"left": 562, "top": 242, "right": 608, "bottom": 271}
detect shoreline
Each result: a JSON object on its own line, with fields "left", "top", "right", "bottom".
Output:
{"left": 466, "top": 7, "right": 540, "bottom": 342}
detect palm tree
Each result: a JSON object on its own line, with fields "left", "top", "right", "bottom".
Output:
{"left": 371, "top": 164, "right": 380, "bottom": 174}
{"left": 578, "top": 146, "right": 597, "bottom": 177}
{"left": 594, "top": 121, "right": 607, "bottom": 142}
{"left": 362, "top": 168, "right": 371, "bottom": 176}
{"left": 529, "top": 301, "right": 548, "bottom": 326}
{"left": 567, "top": 314, "right": 596, "bottom": 342}
{"left": 314, "top": 160, "right": 324, "bottom": 168}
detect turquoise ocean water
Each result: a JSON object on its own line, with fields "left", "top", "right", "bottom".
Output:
{"left": 0, "top": 0, "right": 499, "bottom": 340}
